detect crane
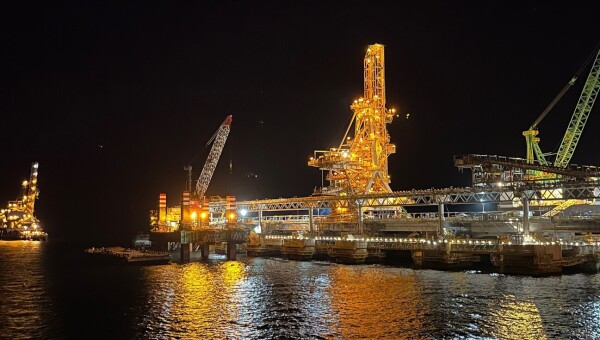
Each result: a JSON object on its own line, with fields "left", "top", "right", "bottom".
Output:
{"left": 523, "top": 45, "right": 600, "bottom": 168}
{"left": 193, "top": 115, "right": 232, "bottom": 198}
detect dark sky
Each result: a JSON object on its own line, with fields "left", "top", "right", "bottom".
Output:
{"left": 1, "top": 1, "right": 599, "bottom": 244}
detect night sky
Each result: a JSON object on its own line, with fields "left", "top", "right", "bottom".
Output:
{"left": 1, "top": 1, "right": 599, "bottom": 245}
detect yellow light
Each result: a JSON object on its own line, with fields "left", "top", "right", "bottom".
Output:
{"left": 228, "top": 213, "right": 236, "bottom": 220}
{"left": 191, "top": 211, "right": 198, "bottom": 220}
{"left": 200, "top": 212, "right": 208, "bottom": 220}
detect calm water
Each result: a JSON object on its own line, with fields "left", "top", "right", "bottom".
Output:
{"left": 1, "top": 240, "right": 600, "bottom": 339}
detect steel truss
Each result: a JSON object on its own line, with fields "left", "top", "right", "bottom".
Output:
{"left": 454, "top": 154, "right": 600, "bottom": 185}
{"left": 235, "top": 182, "right": 600, "bottom": 213}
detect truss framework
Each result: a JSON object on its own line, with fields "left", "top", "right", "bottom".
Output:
{"left": 309, "top": 44, "right": 396, "bottom": 195}
{"left": 454, "top": 154, "right": 600, "bottom": 186}
{"left": 235, "top": 182, "right": 600, "bottom": 212}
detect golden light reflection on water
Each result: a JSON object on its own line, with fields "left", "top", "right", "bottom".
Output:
{"left": 179, "top": 263, "right": 215, "bottom": 326}
{"left": 0, "top": 239, "right": 42, "bottom": 249}
{"left": 136, "top": 259, "right": 600, "bottom": 339}
{"left": 141, "top": 260, "right": 247, "bottom": 337}
{"left": 0, "top": 241, "right": 46, "bottom": 338}
{"left": 329, "top": 266, "right": 427, "bottom": 338}
{"left": 488, "top": 294, "right": 546, "bottom": 340}
{"left": 220, "top": 261, "right": 246, "bottom": 287}
{"left": 6, "top": 243, "right": 600, "bottom": 338}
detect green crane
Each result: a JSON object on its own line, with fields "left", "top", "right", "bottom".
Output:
{"left": 523, "top": 45, "right": 600, "bottom": 168}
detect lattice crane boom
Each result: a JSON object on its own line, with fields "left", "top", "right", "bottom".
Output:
{"left": 554, "top": 48, "right": 600, "bottom": 168}
{"left": 194, "top": 115, "right": 232, "bottom": 198}
{"left": 523, "top": 45, "right": 600, "bottom": 168}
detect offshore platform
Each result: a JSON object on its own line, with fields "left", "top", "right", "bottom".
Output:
{"left": 0, "top": 162, "right": 47, "bottom": 241}
{"left": 150, "top": 43, "right": 600, "bottom": 275}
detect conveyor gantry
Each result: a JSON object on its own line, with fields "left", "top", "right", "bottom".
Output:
{"left": 454, "top": 154, "right": 600, "bottom": 186}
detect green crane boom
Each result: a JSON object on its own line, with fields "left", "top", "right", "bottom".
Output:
{"left": 553, "top": 48, "right": 600, "bottom": 168}
{"left": 523, "top": 45, "right": 600, "bottom": 168}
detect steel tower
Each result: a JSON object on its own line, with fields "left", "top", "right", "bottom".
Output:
{"left": 309, "top": 44, "right": 396, "bottom": 195}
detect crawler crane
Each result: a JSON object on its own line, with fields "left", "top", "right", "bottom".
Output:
{"left": 193, "top": 115, "right": 232, "bottom": 199}
{"left": 153, "top": 116, "right": 232, "bottom": 233}
{"left": 454, "top": 45, "right": 600, "bottom": 191}
{"left": 521, "top": 45, "right": 600, "bottom": 216}
{"left": 180, "top": 115, "right": 233, "bottom": 229}
{"left": 523, "top": 45, "right": 600, "bottom": 169}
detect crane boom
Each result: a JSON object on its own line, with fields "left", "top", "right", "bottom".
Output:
{"left": 194, "top": 115, "right": 232, "bottom": 198}
{"left": 530, "top": 76, "right": 577, "bottom": 130}
{"left": 523, "top": 44, "right": 600, "bottom": 167}
{"left": 553, "top": 48, "right": 600, "bottom": 168}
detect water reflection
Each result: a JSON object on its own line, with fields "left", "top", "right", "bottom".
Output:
{"left": 223, "top": 259, "right": 337, "bottom": 338}
{"left": 0, "top": 241, "right": 50, "bottom": 339}
{"left": 3, "top": 242, "right": 600, "bottom": 339}
{"left": 137, "top": 260, "right": 247, "bottom": 338}
{"left": 329, "top": 266, "right": 427, "bottom": 338}
{"left": 92, "top": 259, "right": 600, "bottom": 339}
{"left": 488, "top": 295, "right": 545, "bottom": 339}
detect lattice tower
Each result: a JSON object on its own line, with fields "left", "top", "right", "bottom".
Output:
{"left": 309, "top": 44, "right": 396, "bottom": 195}
{"left": 25, "top": 162, "right": 39, "bottom": 215}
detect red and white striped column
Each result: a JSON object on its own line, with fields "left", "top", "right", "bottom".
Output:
{"left": 226, "top": 195, "right": 237, "bottom": 225}
{"left": 181, "top": 191, "right": 190, "bottom": 226}
{"left": 158, "top": 193, "right": 167, "bottom": 224}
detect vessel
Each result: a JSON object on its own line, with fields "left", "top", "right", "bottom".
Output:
{"left": 133, "top": 232, "right": 152, "bottom": 250}
{"left": 0, "top": 162, "right": 47, "bottom": 241}
{"left": 84, "top": 246, "right": 171, "bottom": 265}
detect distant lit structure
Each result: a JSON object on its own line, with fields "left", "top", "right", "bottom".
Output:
{"left": 0, "top": 162, "right": 47, "bottom": 240}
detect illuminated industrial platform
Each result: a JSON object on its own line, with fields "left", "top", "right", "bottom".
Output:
{"left": 148, "top": 43, "right": 600, "bottom": 276}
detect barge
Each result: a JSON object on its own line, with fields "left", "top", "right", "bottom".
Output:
{"left": 84, "top": 247, "right": 171, "bottom": 265}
